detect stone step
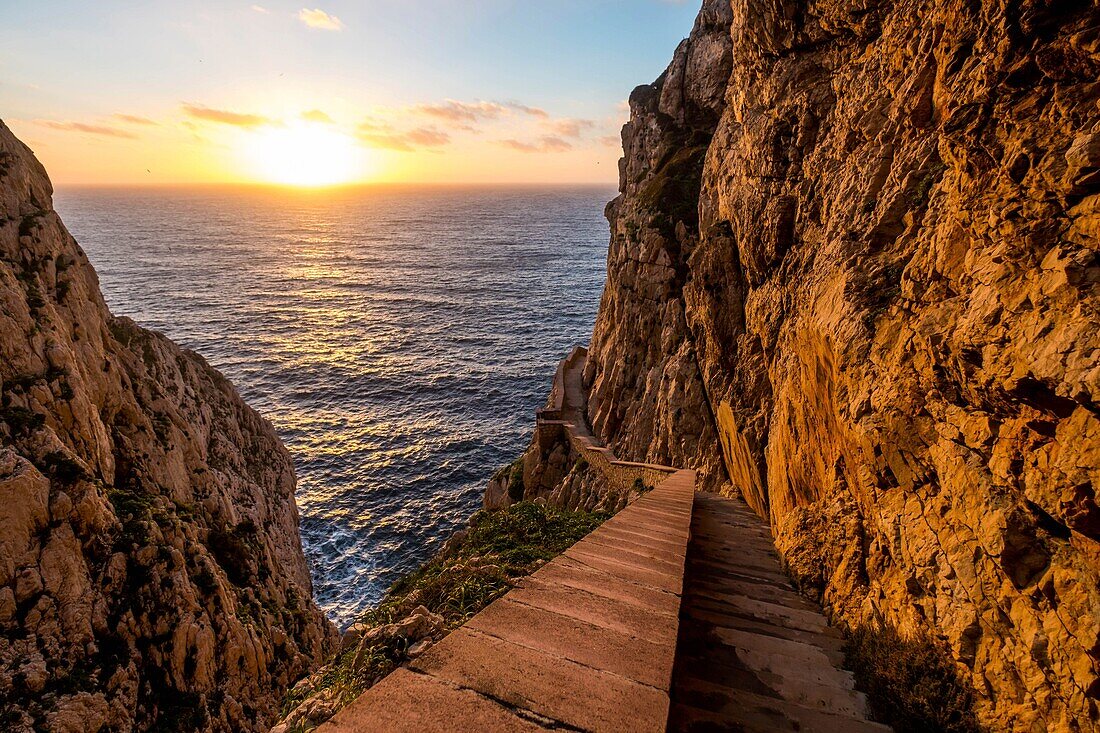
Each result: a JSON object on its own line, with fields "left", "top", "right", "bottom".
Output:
{"left": 670, "top": 684, "right": 891, "bottom": 733}
{"left": 687, "top": 575, "right": 819, "bottom": 613}
{"left": 683, "top": 590, "right": 842, "bottom": 639}
{"left": 682, "top": 603, "right": 847, "bottom": 656}
{"left": 688, "top": 555, "right": 797, "bottom": 585}
{"left": 673, "top": 626, "right": 859, "bottom": 701}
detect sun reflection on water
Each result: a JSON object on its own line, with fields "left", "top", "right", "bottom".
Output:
{"left": 57, "top": 184, "right": 613, "bottom": 628}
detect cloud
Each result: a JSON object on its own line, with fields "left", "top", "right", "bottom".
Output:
{"left": 34, "top": 120, "right": 138, "bottom": 139}
{"left": 301, "top": 109, "right": 334, "bottom": 124}
{"left": 298, "top": 8, "right": 343, "bottom": 30}
{"left": 182, "top": 103, "right": 276, "bottom": 128}
{"left": 251, "top": 4, "right": 269, "bottom": 12}
{"left": 599, "top": 135, "right": 622, "bottom": 147}
{"left": 500, "top": 136, "right": 573, "bottom": 153}
{"left": 543, "top": 118, "right": 594, "bottom": 139}
{"left": 357, "top": 118, "right": 392, "bottom": 132}
{"left": 412, "top": 99, "right": 549, "bottom": 126}
{"left": 358, "top": 124, "right": 450, "bottom": 152}
{"left": 414, "top": 100, "right": 508, "bottom": 123}
{"left": 504, "top": 102, "right": 548, "bottom": 118}
{"left": 113, "top": 113, "right": 158, "bottom": 126}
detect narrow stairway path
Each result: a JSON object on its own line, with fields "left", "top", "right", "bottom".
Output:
{"left": 667, "top": 492, "right": 892, "bottom": 733}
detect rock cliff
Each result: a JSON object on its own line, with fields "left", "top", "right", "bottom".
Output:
{"left": 524, "top": 0, "right": 1100, "bottom": 729}
{"left": 0, "top": 120, "right": 336, "bottom": 732}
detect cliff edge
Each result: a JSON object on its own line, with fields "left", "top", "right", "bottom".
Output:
{"left": 0, "top": 121, "right": 336, "bottom": 732}
{"left": 519, "top": 0, "right": 1100, "bottom": 730}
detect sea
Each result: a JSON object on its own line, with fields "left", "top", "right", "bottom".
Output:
{"left": 53, "top": 184, "right": 613, "bottom": 629}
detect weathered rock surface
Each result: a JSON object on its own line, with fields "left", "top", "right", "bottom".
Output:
{"left": 524, "top": 1, "right": 1100, "bottom": 730}
{"left": 0, "top": 120, "right": 336, "bottom": 732}
{"left": 584, "top": 0, "right": 734, "bottom": 495}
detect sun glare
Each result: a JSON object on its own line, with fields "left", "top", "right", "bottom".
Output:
{"left": 245, "top": 121, "right": 364, "bottom": 186}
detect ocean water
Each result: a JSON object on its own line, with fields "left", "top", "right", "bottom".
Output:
{"left": 53, "top": 185, "right": 613, "bottom": 629}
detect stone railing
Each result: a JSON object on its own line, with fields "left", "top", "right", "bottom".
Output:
{"left": 318, "top": 468, "right": 698, "bottom": 732}
{"left": 535, "top": 346, "right": 678, "bottom": 494}
{"left": 319, "top": 347, "right": 699, "bottom": 731}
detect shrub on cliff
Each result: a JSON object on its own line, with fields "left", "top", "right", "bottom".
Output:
{"left": 844, "top": 624, "right": 983, "bottom": 733}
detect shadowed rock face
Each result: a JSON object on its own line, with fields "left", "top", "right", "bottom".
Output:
{"left": 583, "top": 0, "right": 734, "bottom": 494}
{"left": 569, "top": 0, "right": 1100, "bottom": 729}
{"left": 0, "top": 121, "right": 336, "bottom": 732}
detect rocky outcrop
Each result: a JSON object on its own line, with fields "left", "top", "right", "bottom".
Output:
{"left": 0, "top": 120, "right": 336, "bottom": 732}
{"left": 583, "top": 0, "right": 734, "bottom": 494}
{"left": 527, "top": 1, "right": 1100, "bottom": 730}
{"left": 499, "top": 0, "right": 735, "bottom": 509}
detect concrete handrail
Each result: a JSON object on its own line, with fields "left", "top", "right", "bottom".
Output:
{"left": 318, "top": 469, "right": 698, "bottom": 732}
{"left": 535, "top": 346, "right": 679, "bottom": 496}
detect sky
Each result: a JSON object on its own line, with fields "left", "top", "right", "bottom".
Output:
{"left": 0, "top": 1, "right": 700, "bottom": 186}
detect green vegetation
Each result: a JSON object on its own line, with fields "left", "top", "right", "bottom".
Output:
{"left": 636, "top": 144, "right": 709, "bottom": 230}
{"left": 18, "top": 211, "right": 45, "bottom": 238}
{"left": 108, "top": 318, "right": 139, "bottom": 347}
{"left": 107, "top": 485, "right": 158, "bottom": 546}
{"left": 283, "top": 501, "right": 608, "bottom": 729}
{"left": 505, "top": 457, "right": 525, "bottom": 503}
{"left": 908, "top": 159, "right": 947, "bottom": 210}
{"left": 844, "top": 624, "right": 983, "bottom": 733}
{"left": 374, "top": 501, "right": 606, "bottom": 625}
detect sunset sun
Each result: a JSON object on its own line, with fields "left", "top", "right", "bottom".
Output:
{"left": 245, "top": 121, "right": 362, "bottom": 186}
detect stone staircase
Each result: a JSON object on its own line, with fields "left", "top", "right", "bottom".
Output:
{"left": 318, "top": 349, "right": 891, "bottom": 732}
{"left": 669, "top": 493, "right": 891, "bottom": 732}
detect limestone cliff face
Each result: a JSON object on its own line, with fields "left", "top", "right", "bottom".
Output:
{"left": 583, "top": 0, "right": 734, "bottom": 494}
{"left": 0, "top": 121, "right": 336, "bottom": 732}
{"left": 552, "top": 1, "right": 1100, "bottom": 730}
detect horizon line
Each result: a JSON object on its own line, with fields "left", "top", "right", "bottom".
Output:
{"left": 53, "top": 180, "right": 621, "bottom": 190}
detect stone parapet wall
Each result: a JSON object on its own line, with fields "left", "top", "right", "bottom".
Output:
{"left": 531, "top": 347, "right": 678, "bottom": 501}
{"left": 320, "top": 470, "right": 698, "bottom": 733}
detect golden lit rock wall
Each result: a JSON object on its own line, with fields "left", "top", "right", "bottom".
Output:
{"left": 581, "top": 0, "right": 1100, "bottom": 729}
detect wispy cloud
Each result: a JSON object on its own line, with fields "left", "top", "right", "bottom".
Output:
{"left": 505, "top": 102, "right": 549, "bottom": 119}
{"left": 34, "top": 120, "right": 138, "bottom": 139}
{"left": 298, "top": 8, "right": 343, "bottom": 30}
{"left": 301, "top": 109, "right": 334, "bottom": 124}
{"left": 182, "top": 103, "right": 276, "bottom": 128}
{"left": 251, "top": 4, "right": 269, "bottom": 12}
{"left": 358, "top": 124, "right": 450, "bottom": 152}
{"left": 543, "top": 118, "right": 594, "bottom": 138}
{"left": 500, "top": 136, "right": 573, "bottom": 153}
{"left": 414, "top": 100, "right": 508, "bottom": 123}
{"left": 412, "top": 99, "right": 548, "bottom": 125}
{"left": 113, "top": 113, "right": 158, "bottom": 126}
